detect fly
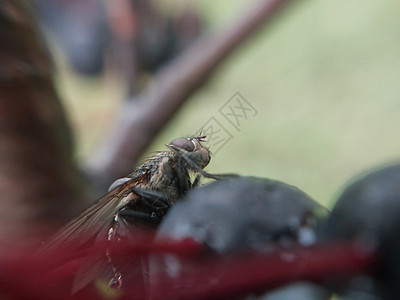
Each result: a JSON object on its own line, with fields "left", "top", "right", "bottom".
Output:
{"left": 41, "top": 136, "right": 227, "bottom": 292}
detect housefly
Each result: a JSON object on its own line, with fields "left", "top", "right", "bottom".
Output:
{"left": 42, "top": 135, "right": 225, "bottom": 292}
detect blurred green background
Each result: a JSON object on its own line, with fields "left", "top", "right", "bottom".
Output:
{"left": 55, "top": 0, "right": 400, "bottom": 208}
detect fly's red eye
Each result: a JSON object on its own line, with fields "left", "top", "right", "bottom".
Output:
{"left": 170, "top": 137, "right": 195, "bottom": 152}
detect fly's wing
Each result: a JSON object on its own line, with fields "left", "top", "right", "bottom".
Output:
{"left": 42, "top": 173, "right": 147, "bottom": 251}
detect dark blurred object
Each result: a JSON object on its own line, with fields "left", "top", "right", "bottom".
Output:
{"left": 31, "top": 0, "right": 109, "bottom": 76}
{"left": 104, "top": 0, "right": 202, "bottom": 97}
{"left": 31, "top": 0, "right": 202, "bottom": 96}
{"left": 0, "top": 0, "right": 88, "bottom": 242}
{"left": 127, "top": 1, "right": 201, "bottom": 93}
{"left": 336, "top": 276, "right": 382, "bottom": 300}
{"left": 157, "top": 176, "right": 329, "bottom": 253}
{"left": 322, "top": 163, "right": 400, "bottom": 298}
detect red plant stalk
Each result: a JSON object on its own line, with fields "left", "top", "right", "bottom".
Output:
{"left": 0, "top": 236, "right": 375, "bottom": 299}
{"left": 148, "top": 241, "right": 375, "bottom": 299}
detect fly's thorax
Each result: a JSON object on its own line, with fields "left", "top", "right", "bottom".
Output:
{"left": 139, "top": 152, "right": 190, "bottom": 201}
{"left": 119, "top": 136, "right": 210, "bottom": 202}
{"left": 138, "top": 153, "right": 169, "bottom": 186}
{"left": 159, "top": 154, "right": 191, "bottom": 191}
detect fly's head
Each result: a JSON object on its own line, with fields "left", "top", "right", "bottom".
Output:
{"left": 168, "top": 136, "right": 210, "bottom": 170}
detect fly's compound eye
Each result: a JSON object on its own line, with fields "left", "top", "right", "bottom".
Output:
{"left": 170, "top": 137, "right": 195, "bottom": 152}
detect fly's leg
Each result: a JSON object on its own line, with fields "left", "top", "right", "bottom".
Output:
{"left": 191, "top": 174, "right": 201, "bottom": 188}
{"left": 118, "top": 209, "right": 162, "bottom": 222}
{"left": 106, "top": 206, "right": 163, "bottom": 290}
{"left": 130, "top": 187, "right": 169, "bottom": 208}
{"left": 130, "top": 187, "right": 170, "bottom": 214}
{"left": 106, "top": 214, "right": 122, "bottom": 289}
{"left": 176, "top": 155, "right": 191, "bottom": 197}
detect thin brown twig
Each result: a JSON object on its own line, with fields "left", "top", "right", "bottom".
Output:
{"left": 86, "top": 0, "right": 294, "bottom": 189}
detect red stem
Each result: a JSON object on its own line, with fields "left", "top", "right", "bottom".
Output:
{"left": 0, "top": 239, "right": 376, "bottom": 299}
